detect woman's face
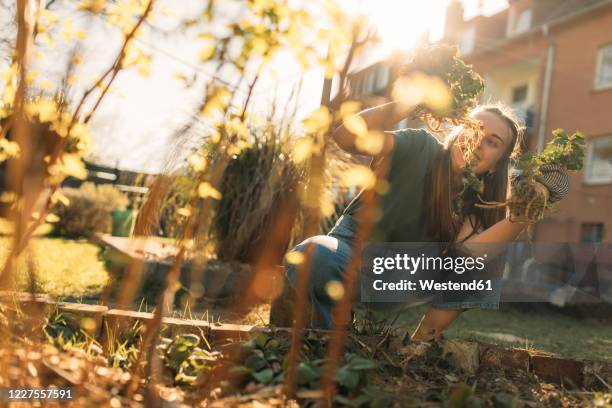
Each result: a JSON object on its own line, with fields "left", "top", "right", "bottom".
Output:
{"left": 452, "top": 111, "right": 514, "bottom": 176}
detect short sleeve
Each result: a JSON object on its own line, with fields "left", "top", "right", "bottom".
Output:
{"left": 390, "top": 128, "right": 441, "bottom": 171}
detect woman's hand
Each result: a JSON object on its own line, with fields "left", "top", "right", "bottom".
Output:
{"left": 535, "top": 164, "right": 570, "bottom": 203}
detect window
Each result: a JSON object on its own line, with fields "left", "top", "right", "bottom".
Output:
{"left": 595, "top": 44, "right": 612, "bottom": 90}
{"left": 512, "top": 84, "right": 528, "bottom": 104}
{"left": 514, "top": 9, "right": 532, "bottom": 34}
{"left": 507, "top": 7, "right": 532, "bottom": 37}
{"left": 396, "top": 118, "right": 408, "bottom": 130}
{"left": 365, "top": 70, "right": 376, "bottom": 94}
{"left": 375, "top": 65, "right": 390, "bottom": 91}
{"left": 581, "top": 223, "right": 604, "bottom": 244}
{"left": 459, "top": 26, "right": 475, "bottom": 55}
{"left": 585, "top": 135, "right": 612, "bottom": 184}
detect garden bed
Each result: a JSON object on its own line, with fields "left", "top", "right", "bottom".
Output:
{"left": 96, "top": 235, "right": 253, "bottom": 310}
{"left": 1, "top": 292, "right": 611, "bottom": 407}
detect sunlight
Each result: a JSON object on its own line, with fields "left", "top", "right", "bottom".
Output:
{"left": 359, "top": 0, "right": 446, "bottom": 53}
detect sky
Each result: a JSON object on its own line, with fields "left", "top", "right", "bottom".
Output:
{"left": 13, "top": 0, "right": 509, "bottom": 173}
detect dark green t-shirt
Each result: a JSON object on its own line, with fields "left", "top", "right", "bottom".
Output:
{"left": 342, "top": 128, "right": 443, "bottom": 242}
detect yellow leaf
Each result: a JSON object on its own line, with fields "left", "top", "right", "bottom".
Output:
{"left": 0, "top": 139, "right": 20, "bottom": 158}
{"left": 35, "top": 223, "right": 54, "bottom": 236}
{"left": 198, "top": 182, "right": 222, "bottom": 200}
{"left": 340, "top": 165, "right": 376, "bottom": 189}
{"left": 51, "top": 191, "right": 70, "bottom": 206}
{"left": 392, "top": 75, "right": 425, "bottom": 108}
{"left": 61, "top": 19, "right": 75, "bottom": 42}
{"left": 325, "top": 280, "right": 344, "bottom": 301}
{"left": 422, "top": 77, "right": 452, "bottom": 114}
{"left": 343, "top": 115, "right": 368, "bottom": 138}
{"left": 285, "top": 251, "right": 304, "bottom": 265}
{"left": 70, "top": 122, "right": 91, "bottom": 141}
{"left": 225, "top": 117, "right": 249, "bottom": 138}
{"left": 61, "top": 154, "right": 87, "bottom": 179}
{"left": 376, "top": 179, "right": 391, "bottom": 195}
{"left": 291, "top": 138, "right": 314, "bottom": 163}
{"left": 199, "top": 35, "right": 216, "bottom": 61}
{"left": 2, "top": 84, "right": 15, "bottom": 105}
{"left": 209, "top": 129, "right": 221, "bottom": 144}
{"left": 45, "top": 214, "right": 60, "bottom": 223}
{"left": 320, "top": 195, "right": 336, "bottom": 217}
{"left": 392, "top": 73, "right": 452, "bottom": 114}
{"left": 25, "top": 70, "right": 39, "bottom": 85}
{"left": 25, "top": 99, "right": 58, "bottom": 123}
{"left": 0, "top": 192, "right": 18, "bottom": 203}
{"left": 181, "top": 239, "right": 195, "bottom": 250}
{"left": 355, "top": 130, "right": 385, "bottom": 155}
{"left": 339, "top": 101, "right": 361, "bottom": 120}
{"left": 40, "top": 9, "right": 59, "bottom": 25}
{"left": 201, "top": 87, "right": 231, "bottom": 117}
{"left": 173, "top": 73, "right": 188, "bottom": 83}
{"left": 187, "top": 154, "right": 207, "bottom": 172}
{"left": 323, "top": 61, "right": 335, "bottom": 79}
{"left": 177, "top": 207, "right": 191, "bottom": 217}
{"left": 40, "top": 80, "right": 53, "bottom": 91}
{"left": 303, "top": 106, "right": 332, "bottom": 135}
{"left": 251, "top": 37, "right": 268, "bottom": 55}
{"left": 78, "top": 0, "right": 106, "bottom": 13}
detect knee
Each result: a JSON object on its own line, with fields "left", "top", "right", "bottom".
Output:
{"left": 284, "top": 236, "right": 342, "bottom": 294}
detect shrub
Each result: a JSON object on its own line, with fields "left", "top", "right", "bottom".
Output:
{"left": 54, "top": 182, "right": 129, "bottom": 238}
{"left": 213, "top": 139, "right": 306, "bottom": 264}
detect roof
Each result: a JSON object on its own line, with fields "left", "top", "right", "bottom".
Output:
{"left": 461, "top": 0, "right": 612, "bottom": 56}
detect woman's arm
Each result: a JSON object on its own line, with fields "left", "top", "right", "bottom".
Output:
{"left": 456, "top": 215, "right": 526, "bottom": 259}
{"left": 332, "top": 101, "right": 410, "bottom": 156}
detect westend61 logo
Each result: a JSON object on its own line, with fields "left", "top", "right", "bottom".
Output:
{"left": 372, "top": 253, "right": 488, "bottom": 275}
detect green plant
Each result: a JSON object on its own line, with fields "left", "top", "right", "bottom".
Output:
{"left": 522, "top": 128, "right": 585, "bottom": 172}
{"left": 52, "top": 182, "right": 128, "bottom": 238}
{"left": 453, "top": 162, "right": 484, "bottom": 221}
{"left": 477, "top": 129, "right": 585, "bottom": 223}
{"left": 104, "top": 319, "right": 143, "bottom": 370}
{"left": 44, "top": 311, "right": 85, "bottom": 349}
{"left": 157, "top": 333, "right": 218, "bottom": 386}
{"left": 401, "top": 44, "right": 484, "bottom": 124}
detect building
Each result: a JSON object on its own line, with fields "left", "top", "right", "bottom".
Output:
{"left": 445, "top": 0, "right": 612, "bottom": 245}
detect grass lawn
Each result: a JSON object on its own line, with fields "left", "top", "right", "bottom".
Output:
{"left": 381, "top": 304, "right": 612, "bottom": 362}
{"left": 0, "top": 236, "right": 109, "bottom": 299}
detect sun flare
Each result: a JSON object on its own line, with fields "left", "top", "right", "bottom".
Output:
{"left": 359, "top": 0, "right": 445, "bottom": 53}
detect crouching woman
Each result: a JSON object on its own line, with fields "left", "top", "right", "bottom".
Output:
{"left": 278, "top": 101, "right": 569, "bottom": 341}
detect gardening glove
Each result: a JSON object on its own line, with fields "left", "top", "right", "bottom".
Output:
{"left": 535, "top": 163, "right": 570, "bottom": 204}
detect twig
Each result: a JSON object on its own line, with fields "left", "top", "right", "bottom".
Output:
{"left": 594, "top": 372, "right": 612, "bottom": 390}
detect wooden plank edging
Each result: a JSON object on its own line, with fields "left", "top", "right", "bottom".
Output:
{"left": 2, "top": 291, "right": 611, "bottom": 388}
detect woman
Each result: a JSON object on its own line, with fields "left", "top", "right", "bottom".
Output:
{"left": 283, "top": 101, "right": 568, "bottom": 341}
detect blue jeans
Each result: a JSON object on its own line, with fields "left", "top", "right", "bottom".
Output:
{"left": 285, "top": 215, "right": 501, "bottom": 329}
